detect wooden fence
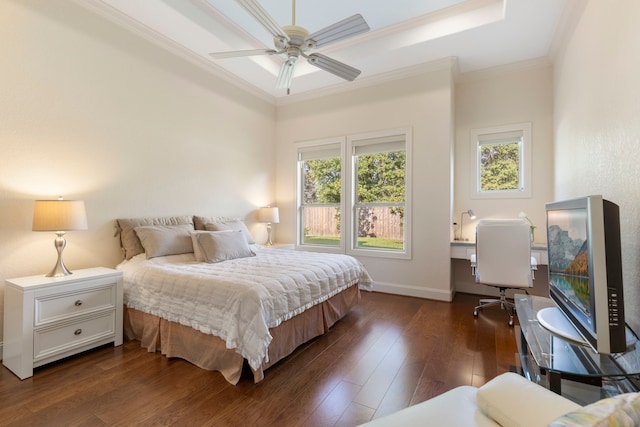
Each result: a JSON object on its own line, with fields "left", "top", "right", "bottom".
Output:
{"left": 304, "top": 207, "right": 403, "bottom": 240}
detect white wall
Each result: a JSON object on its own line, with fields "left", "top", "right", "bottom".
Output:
{"left": 454, "top": 62, "right": 555, "bottom": 244}
{"left": 452, "top": 62, "right": 555, "bottom": 295}
{"left": 275, "top": 64, "right": 455, "bottom": 301}
{"left": 553, "top": 0, "right": 640, "bottom": 333}
{"left": 0, "top": 0, "right": 276, "bottom": 346}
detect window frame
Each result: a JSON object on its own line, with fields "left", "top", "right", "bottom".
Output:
{"left": 346, "top": 129, "right": 412, "bottom": 259}
{"left": 295, "top": 128, "right": 412, "bottom": 259}
{"left": 470, "top": 123, "right": 532, "bottom": 199}
{"left": 296, "top": 137, "right": 346, "bottom": 254}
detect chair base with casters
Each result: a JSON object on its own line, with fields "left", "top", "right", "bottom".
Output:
{"left": 473, "top": 287, "right": 516, "bottom": 326}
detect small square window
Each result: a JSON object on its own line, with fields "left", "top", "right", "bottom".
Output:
{"left": 471, "top": 123, "right": 531, "bottom": 199}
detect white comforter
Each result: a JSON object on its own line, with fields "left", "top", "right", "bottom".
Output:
{"left": 117, "top": 247, "right": 372, "bottom": 370}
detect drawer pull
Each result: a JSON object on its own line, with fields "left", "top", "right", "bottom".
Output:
{"left": 74, "top": 329, "right": 82, "bottom": 336}
{"left": 74, "top": 300, "right": 83, "bottom": 307}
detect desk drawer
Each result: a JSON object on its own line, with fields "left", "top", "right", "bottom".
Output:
{"left": 35, "top": 285, "right": 115, "bottom": 325}
{"left": 34, "top": 311, "right": 116, "bottom": 361}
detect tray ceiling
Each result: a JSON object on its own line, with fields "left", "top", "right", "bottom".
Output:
{"left": 79, "top": 0, "right": 570, "bottom": 103}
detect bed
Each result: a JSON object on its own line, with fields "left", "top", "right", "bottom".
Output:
{"left": 115, "top": 215, "right": 372, "bottom": 384}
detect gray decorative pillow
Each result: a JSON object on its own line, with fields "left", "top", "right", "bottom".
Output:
{"left": 201, "top": 219, "right": 255, "bottom": 245}
{"left": 196, "top": 230, "right": 255, "bottom": 263}
{"left": 190, "top": 230, "right": 233, "bottom": 262}
{"left": 116, "top": 215, "right": 194, "bottom": 260}
{"left": 134, "top": 224, "right": 194, "bottom": 259}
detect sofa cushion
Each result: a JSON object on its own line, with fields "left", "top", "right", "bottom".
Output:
{"left": 358, "top": 385, "right": 499, "bottom": 427}
{"left": 549, "top": 392, "right": 640, "bottom": 426}
{"left": 476, "top": 373, "right": 580, "bottom": 427}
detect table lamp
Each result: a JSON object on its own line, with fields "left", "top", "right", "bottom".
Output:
{"left": 258, "top": 206, "right": 280, "bottom": 246}
{"left": 32, "top": 198, "right": 88, "bottom": 277}
{"left": 459, "top": 209, "right": 476, "bottom": 241}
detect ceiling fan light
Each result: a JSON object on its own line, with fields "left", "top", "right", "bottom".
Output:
{"left": 276, "top": 58, "right": 297, "bottom": 89}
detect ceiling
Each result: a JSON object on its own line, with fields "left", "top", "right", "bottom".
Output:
{"left": 79, "top": 0, "right": 571, "bottom": 104}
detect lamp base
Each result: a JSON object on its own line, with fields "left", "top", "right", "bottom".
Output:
{"left": 46, "top": 260, "right": 72, "bottom": 277}
{"left": 265, "top": 223, "right": 273, "bottom": 246}
{"left": 46, "top": 232, "right": 73, "bottom": 277}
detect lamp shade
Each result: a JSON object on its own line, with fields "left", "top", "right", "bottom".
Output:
{"left": 32, "top": 200, "right": 88, "bottom": 231}
{"left": 258, "top": 207, "right": 280, "bottom": 223}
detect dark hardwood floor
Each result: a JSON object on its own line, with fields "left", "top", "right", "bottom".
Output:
{"left": 0, "top": 292, "right": 519, "bottom": 426}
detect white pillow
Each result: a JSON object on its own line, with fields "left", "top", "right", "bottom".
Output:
{"left": 196, "top": 230, "right": 255, "bottom": 263}
{"left": 189, "top": 230, "right": 232, "bottom": 262}
{"left": 476, "top": 373, "right": 579, "bottom": 427}
{"left": 134, "top": 224, "right": 194, "bottom": 259}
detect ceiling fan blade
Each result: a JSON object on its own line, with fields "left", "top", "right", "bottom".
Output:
{"left": 307, "top": 53, "right": 361, "bottom": 82}
{"left": 210, "top": 49, "right": 280, "bottom": 59}
{"left": 235, "top": 0, "right": 290, "bottom": 41}
{"left": 276, "top": 58, "right": 297, "bottom": 89}
{"left": 306, "top": 14, "right": 370, "bottom": 49}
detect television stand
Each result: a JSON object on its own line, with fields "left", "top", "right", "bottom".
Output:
{"left": 536, "top": 306, "right": 588, "bottom": 345}
{"left": 515, "top": 294, "right": 640, "bottom": 402}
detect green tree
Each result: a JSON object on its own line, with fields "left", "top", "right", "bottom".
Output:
{"left": 304, "top": 151, "right": 406, "bottom": 241}
{"left": 356, "top": 152, "right": 405, "bottom": 203}
{"left": 303, "top": 158, "right": 341, "bottom": 204}
{"left": 356, "top": 152, "right": 405, "bottom": 237}
{"left": 480, "top": 143, "right": 519, "bottom": 190}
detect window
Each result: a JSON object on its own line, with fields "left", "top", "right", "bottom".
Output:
{"left": 350, "top": 134, "right": 408, "bottom": 254}
{"left": 298, "top": 140, "right": 344, "bottom": 249}
{"left": 471, "top": 123, "right": 531, "bottom": 199}
{"left": 296, "top": 129, "right": 411, "bottom": 259}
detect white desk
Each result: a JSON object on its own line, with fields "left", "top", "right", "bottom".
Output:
{"left": 450, "top": 241, "right": 548, "bottom": 265}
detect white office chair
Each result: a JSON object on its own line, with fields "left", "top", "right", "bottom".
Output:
{"left": 471, "top": 219, "right": 534, "bottom": 326}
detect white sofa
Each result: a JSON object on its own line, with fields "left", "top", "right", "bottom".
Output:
{"left": 359, "top": 372, "right": 640, "bottom": 427}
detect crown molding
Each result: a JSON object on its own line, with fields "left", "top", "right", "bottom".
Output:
{"left": 548, "top": 0, "right": 589, "bottom": 62}
{"left": 456, "top": 56, "right": 552, "bottom": 84}
{"left": 276, "top": 57, "right": 459, "bottom": 106}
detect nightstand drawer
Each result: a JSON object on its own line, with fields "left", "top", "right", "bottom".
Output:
{"left": 34, "top": 311, "right": 116, "bottom": 361}
{"left": 35, "top": 285, "right": 116, "bottom": 326}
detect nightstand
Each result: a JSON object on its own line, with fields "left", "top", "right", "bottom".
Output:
{"left": 3, "top": 267, "right": 123, "bottom": 379}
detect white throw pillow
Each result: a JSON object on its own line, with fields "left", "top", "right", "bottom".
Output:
{"left": 476, "top": 373, "right": 579, "bottom": 427}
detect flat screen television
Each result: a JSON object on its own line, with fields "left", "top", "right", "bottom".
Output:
{"left": 538, "top": 195, "right": 626, "bottom": 354}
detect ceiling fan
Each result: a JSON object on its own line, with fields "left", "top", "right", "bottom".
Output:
{"left": 209, "top": 0, "right": 370, "bottom": 91}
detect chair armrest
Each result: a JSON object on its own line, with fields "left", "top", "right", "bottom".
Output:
{"left": 476, "top": 373, "right": 581, "bottom": 427}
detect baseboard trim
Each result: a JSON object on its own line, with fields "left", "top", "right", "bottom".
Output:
{"left": 370, "top": 281, "right": 454, "bottom": 302}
